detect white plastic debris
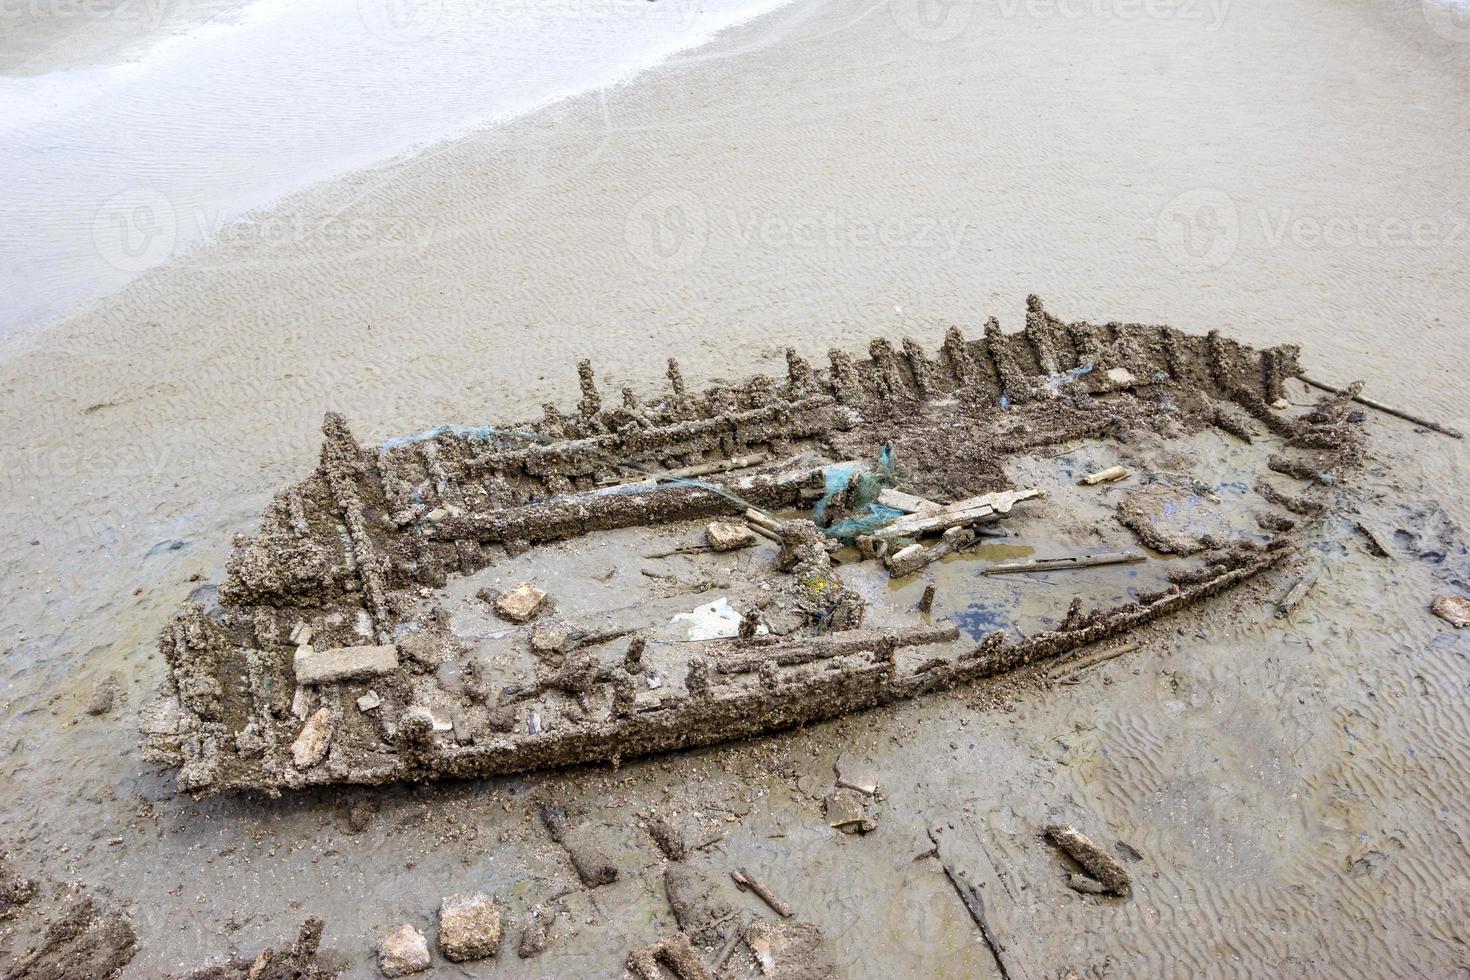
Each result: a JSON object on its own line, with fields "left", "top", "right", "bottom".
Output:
{"left": 669, "top": 597, "right": 768, "bottom": 641}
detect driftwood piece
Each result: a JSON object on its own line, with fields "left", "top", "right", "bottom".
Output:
{"left": 713, "top": 624, "right": 958, "bottom": 674}
{"left": 1353, "top": 520, "right": 1392, "bottom": 559}
{"left": 1043, "top": 824, "right": 1132, "bottom": 897}
{"left": 731, "top": 869, "right": 795, "bottom": 919}
{"left": 984, "top": 551, "right": 1145, "bottom": 575}
{"left": 877, "top": 488, "right": 942, "bottom": 514}
{"left": 1048, "top": 642, "right": 1140, "bottom": 680}
{"left": 1275, "top": 567, "right": 1319, "bottom": 618}
{"left": 1298, "top": 374, "right": 1463, "bottom": 439}
{"left": 1079, "top": 465, "right": 1128, "bottom": 485}
{"left": 927, "top": 820, "right": 1036, "bottom": 980}
{"left": 876, "top": 488, "right": 1043, "bottom": 540}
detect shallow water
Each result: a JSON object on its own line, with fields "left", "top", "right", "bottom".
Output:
{"left": 0, "top": 0, "right": 795, "bottom": 332}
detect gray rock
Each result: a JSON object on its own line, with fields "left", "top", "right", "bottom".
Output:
{"left": 293, "top": 644, "right": 398, "bottom": 685}
{"left": 378, "top": 923, "right": 431, "bottom": 976}
{"left": 438, "top": 891, "right": 502, "bottom": 962}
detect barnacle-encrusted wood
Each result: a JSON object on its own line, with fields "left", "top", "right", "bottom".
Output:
{"left": 140, "top": 297, "right": 1359, "bottom": 795}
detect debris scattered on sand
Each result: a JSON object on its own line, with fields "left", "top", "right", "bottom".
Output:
{"left": 731, "top": 868, "right": 796, "bottom": 919}
{"left": 7, "top": 894, "right": 137, "bottom": 980}
{"left": 377, "top": 923, "right": 431, "bottom": 977}
{"left": 663, "top": 863, "right": 733, "bottom": 943}
{"left": 491, "top": 583, "right": 547, "bottom": 623}
{"left": 85, "top": 673, "right": 120, "bottom": 716}
{"left": 516, "top": 902, "right": 558, "bottom": 958}
{"left": 1431, "top": 594, "right": 1470, "bottom": 628}
{"left": 169, "top": 917, "right": 339, "bottom": 979}
{"left": 645, "top": 813, "right": 688, "bottom": 861}
{"left": 1080, "top": 465, "right": 1128, "bottom": 485}
{"left": 540, "top": 805, "right": 618, "bottom": 887}
{"left": 742, "top": 919, "right": 838, "bottom": 979}
{"left": 1297, "top": 373, "right": 1464, "bottom": 439}
{"left": 627, "top": 933, "right": 712, "bottom": 980}
{"left": 438, "top": 892, "right": 501, "bottom": 962}
{"left": 1353, "top": 520, "right": 1393, "bottom": 559}
{"left": 1044, "top": 824, "right": 1133, "bottom": 897}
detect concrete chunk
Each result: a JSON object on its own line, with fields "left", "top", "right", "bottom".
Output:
{"left": 705, "top": 520, "right": 758, "bottom": 551}
{"left": 293, "top": 644, "right": 398, "bottom": 685}
{"left": 494, "top": 583, "right": 547, "bottom": 623}
{"left": 438, "top": 891, "right": 502, "bottom": 962}
{"left": 291, "top": 707, "right": 335, "bottom": 769}
{"left": 379, "top": 923, "right": 431, "bottom": 976}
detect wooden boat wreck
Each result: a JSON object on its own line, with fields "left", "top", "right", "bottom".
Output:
{"left": 140, "top": 297, "right": 1364, "bottom": 795}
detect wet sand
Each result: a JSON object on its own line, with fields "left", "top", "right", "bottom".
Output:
{"left": 2, "top": 0, "right": 1470, "bottom": 976}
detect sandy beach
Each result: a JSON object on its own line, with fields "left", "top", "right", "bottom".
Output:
{"left": 2, "top": 0, "right": 1470, "bottom": 975}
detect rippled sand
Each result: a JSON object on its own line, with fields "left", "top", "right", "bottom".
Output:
{"left": 2, "top": 0, "right": 1469, "bottom": 975}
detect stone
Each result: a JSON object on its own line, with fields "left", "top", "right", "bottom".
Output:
{"left": 517, "top": 906, "right": 553, "bottom": 958}
{"left": 378, "top": 923, "right": 431, "bottom": 976}
{"left": 290, "top": 708, "right": 335, "bottom": 770}
{"left": 293, "top": 644, "right": 398, "bottom": 685}
{"left": 834, "top": 753, "right": 878, "bottom": 795}
{"left": 886, "top": 543, "right": 928, "bottom": 578}
{"left": 288, "top": 621, "right": 313, "bottom": 646}
{"left": 86, "top": 674, "right": 120, "bottom": 716}
{"left": 493, "top": 584, "right": 546, "bottom": 623}
{"left": 1105, "top": 366, "right": 1137, "bottom": 385}
{"left": 356, "top": 690, "right": 382, "bottom": 712}
{"left": 437, "top": 891, "right": 502, "bottom": 962}
{"left": 1432, "top": 594, "right": 1470, "bottom": 628}
{"left": 823, "top": 787, "right": 876, "bottom": 834}
{"left": 705, "top": 520, "right": 758, "bottom": 551}
{"left": 529, "top": 621, "right": 570, "bottom": 655}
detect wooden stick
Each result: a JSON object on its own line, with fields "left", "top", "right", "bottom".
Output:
{"left": 744, "top": 508, "right": 786, "bottom": 533}
{"left": 1049, "top": 642, "right": 1139, "bottom": 679}
{"left": 731, "top": 869, "right": 795, "bottom": 918}
{"left": 1080, "top": 465, "right": 1128, "bottom": 486}
{"left": 745, "top": 520, "right": 782, "bottom": 543}
{"left": 984, "top": 551, "right": 1145, "bottom": 575}
{"left": 1275, "top": 568, "right": 1319, "bottom": 618}
{"left": 1297, "top": 374, "right": 1463, "bottom": 439}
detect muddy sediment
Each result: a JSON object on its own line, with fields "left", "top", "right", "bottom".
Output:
{"left": 138, "top": 298, "right": 1362, "bottom": 797}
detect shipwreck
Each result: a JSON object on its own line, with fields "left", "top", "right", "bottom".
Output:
{"left": 140, "top": 297, "right": 1363, "bottom": 795}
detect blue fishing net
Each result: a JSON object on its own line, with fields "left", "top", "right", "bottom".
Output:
{"left": 818, "top": 444, "right": 903, "bottom": 542}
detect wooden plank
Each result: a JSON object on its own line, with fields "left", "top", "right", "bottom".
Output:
{"left": 984, "top": 551, "right": 1145, "bottom": 575}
